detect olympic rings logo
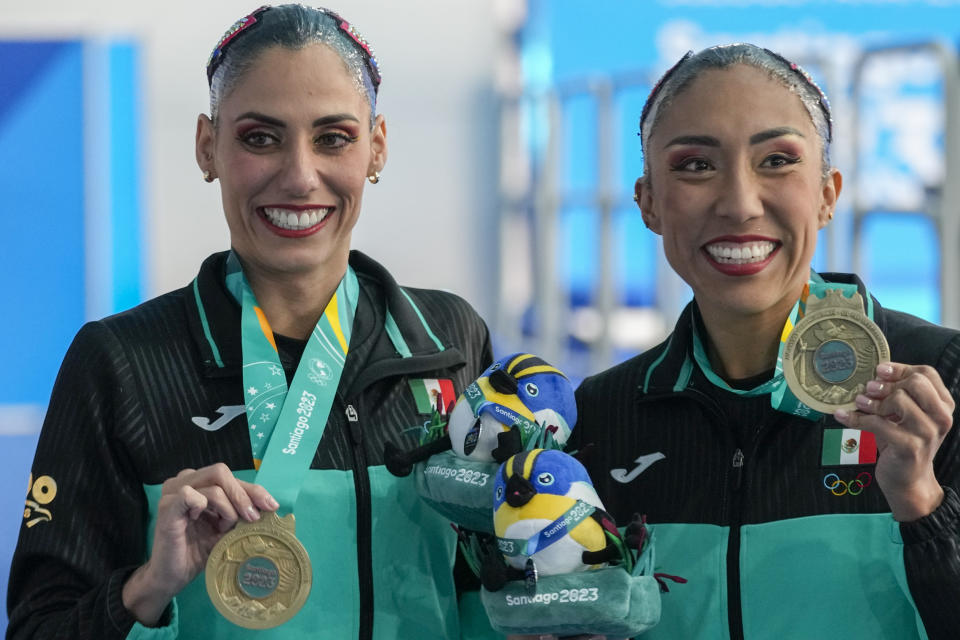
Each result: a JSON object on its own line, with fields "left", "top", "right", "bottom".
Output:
{"left": 823, "top": 472, "right": 873, "bottom": 496}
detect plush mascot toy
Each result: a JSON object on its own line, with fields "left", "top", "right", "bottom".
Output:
{"left": 448, "top": 354, "right": 576, "bottom": 462}
{"left": 470, "top": 448, "right": 667, "bottom": 637}
{"left": 382, "top": 353, "right": 576, "bottom": 534}
{"left": 384, "top": 353, "right": 576, "bottom": 476}
{"left": 492, "top": 448, "right": 622, "bottom": 576}
{"left": 382, "top": 356, "right": 667, "bottom": 636}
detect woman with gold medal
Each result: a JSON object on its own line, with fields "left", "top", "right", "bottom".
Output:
{"left": 568, "top": 44, "right": 960, "bottom": 639}
{"left": 7, "top": 5, "right": 495, "bottom": 639}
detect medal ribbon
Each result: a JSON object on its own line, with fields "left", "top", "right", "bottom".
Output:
{"left": 496, "top": 500, "right": 596, "bottom": 557}
{"left": 691, "top": 271, "right": 872, "bottom": 422}
{"left": 225, "top": 252, "right": 358, "bottom": 511}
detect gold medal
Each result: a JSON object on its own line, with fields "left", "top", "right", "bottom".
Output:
{"left": 782, "top": 290, "right": 890, "bottom": 414}
{"left": 205, "top": 511, "right": 311, "bottom": 629}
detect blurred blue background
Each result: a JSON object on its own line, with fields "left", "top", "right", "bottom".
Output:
{"left": 3, "top": 0, "right": 960, "bottom": 632}
{"left": 496, "top": 0, "right": 960, "bottom": 376}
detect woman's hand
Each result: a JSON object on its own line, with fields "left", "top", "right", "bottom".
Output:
{"left": 834, "top": 362, "right": 954, "bottom": 521}
{"left": 121, "top": 463, "right": 278, "bottom": 625}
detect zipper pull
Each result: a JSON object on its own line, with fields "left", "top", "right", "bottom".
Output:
{"left": 732, "top": 448, "right": 744, "bottom": 468}
{"left": 346, "top": 404, "right": 362, "bottom": 445}
{"left": 732, "top": 448, "right": 745, "bottom": 491}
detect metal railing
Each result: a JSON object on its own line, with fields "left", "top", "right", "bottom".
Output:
{"left": 849, "top": 41, "right": 960, "bottom": 329}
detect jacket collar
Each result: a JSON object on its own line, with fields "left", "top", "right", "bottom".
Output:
{"left": 640, "top": 271, "right": 886, "bottom": 397}
{"left": 185, "top": 250, "right": 458, "bottom": 378}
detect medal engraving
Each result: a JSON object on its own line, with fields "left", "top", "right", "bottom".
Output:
{"left": 782, "top": 290, "right": 890, "bottom": 413}
{"left": 206, "top": 511, "right": 311, "bottom": 628}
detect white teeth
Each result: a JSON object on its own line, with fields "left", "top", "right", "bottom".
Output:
{"left": 705, "top": 241, "right": 776, "bottom": 264}
{"left": 261, "top": 207, "right": 332, "bottom": 231}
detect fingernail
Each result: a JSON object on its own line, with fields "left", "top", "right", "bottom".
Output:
{"left": 878, "top": 364, "right": 893, "bottom": 376}
{"left": 834, "top": 408, "right": 849, "bottom": 421}
{"left": 266, "top": 496, "right": 279, "bottom": 510}
{"left": 245, "top": 506, "right": 260, "bottom": 521}
{"left": 866, "top": 380, "right": 883, "bottom": 393}
{"left": 855, "top": 395, "right": 872, "bottom": 410}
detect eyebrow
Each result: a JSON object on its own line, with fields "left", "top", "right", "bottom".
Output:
{"left": 749, "top": 126, "right": 805, "bottom": 144}
{"left": 234, "top": 112, "right": 361, "bottom": 127}
{"left": 663, "top": 127, "right": 806, "bottom": 149}
{"left": 663, "top": 134, "right": 718, "bottom": 149}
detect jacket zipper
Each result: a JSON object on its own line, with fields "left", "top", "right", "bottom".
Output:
{"left": 346, "top": 403, "right": 374, "bottom": 640}
{"left": 642, "top": 387, "right": 749, "bottom": 639}
{"left": 727, "top": 447, "right": 745, "bottom": 640}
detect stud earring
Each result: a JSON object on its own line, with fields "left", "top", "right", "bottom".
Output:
{"left": 203, "top": 170, "right": 215, "bottom": 183}
{"left": 367, "top": 171, "right": 380, "bottom": 184}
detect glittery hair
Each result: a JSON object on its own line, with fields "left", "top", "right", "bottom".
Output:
{"left": 639, "top": 44, "right": 833, "bottom": 175}
{"left": 207, "top": 4, "right": 381, "bottom": 128}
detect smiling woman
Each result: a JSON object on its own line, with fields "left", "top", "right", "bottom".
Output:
{"left": 196, "top": 42, "right": 386, "bottom": 336}
{"left": 638, "top": 62, "right": 841, "bottom": 379}
{"left": 569, "top": 44, "right": 960, "bottom": 640}
{"left": 6, "top": 5, "right": 494, "bottom": 640}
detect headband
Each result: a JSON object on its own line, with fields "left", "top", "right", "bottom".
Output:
{"left": 639, "top": 47, "right": 833, "bottom": 146}
{"left": 205, "top": 4, "right": 382, "bottom": 92}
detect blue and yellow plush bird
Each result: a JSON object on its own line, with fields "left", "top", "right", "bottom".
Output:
{"left": 492, "top": 449, "right": 623, "bottom": 577}
{"left": 447, "top": 353, "right": 576, "bottom": 463}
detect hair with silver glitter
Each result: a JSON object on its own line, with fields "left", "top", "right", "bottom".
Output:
{"left": 640, "top": 44, "right": 833, "bottom": 175}
{"left": 207, "top": 4, "right": 380, "bottom": 128}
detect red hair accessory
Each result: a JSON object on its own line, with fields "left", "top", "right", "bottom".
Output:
{"left": 206, "top": 6, "right": 270, "bottom": 86}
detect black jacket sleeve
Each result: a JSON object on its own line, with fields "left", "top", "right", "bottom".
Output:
{"left": 6, "top": 322, "right": 149, "bottom": 640}
{"left": 901, "top": 332, "right": 960, "bottom": 639}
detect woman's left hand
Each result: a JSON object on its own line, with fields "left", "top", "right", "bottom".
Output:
{"left": 834, "top": 362, "right": 954, "bottom": 521}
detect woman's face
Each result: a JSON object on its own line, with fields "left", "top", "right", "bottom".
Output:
{"left": 196, "top": 44, "right": 386, "bottom": 280}
{"left": 638, "top": 64, "right": 841, "bottom": 323}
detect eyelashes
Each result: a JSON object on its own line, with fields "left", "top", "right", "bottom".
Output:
{"left": 667, "top": 152, "right": 803, "bottom": 173}
{"left": 235, "top": 130, "right": 360, "bottom": 151}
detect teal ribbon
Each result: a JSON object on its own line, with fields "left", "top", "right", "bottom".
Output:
{"left": 496, "top": 500, "right": 596, "bottom": 557}
{"left": 462, "top": 381, "right": 542, "bottom": 445}
{"left": 224, "top": 252, "right": 358, "bottom": 511}
{"left": 690, "top": 272, "right": 872, "bottom": 422}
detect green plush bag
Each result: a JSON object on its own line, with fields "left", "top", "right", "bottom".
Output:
{"left": 480, "top": 567, "right": 661, "bottom": 637}
{"left": 413, "top": 451, "right": 499, "bottom": 534}
{"left": 479, "top": 528, "right": 661, "bottom": 637}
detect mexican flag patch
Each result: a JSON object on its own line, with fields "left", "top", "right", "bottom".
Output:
{"left": 821, "top": 428, "right": 877, "bottom": 466}
{"left": 409, "top": 378, "right": 456, "bottom": 415}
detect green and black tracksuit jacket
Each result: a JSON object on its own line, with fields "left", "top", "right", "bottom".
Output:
{"left": 7, "top": 250, "right": 496, "bottom": 640}
{"left": 573, "top": 273, "right": 960, "bottom": 640}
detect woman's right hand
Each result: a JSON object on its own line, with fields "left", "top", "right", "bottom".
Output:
{"left": 121, "top": 463, "right": 278, "bottom": 625}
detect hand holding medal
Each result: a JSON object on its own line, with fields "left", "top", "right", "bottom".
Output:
{"left": 832, "top": 360, "right": 954, "bottom": 521}
{"left": 780, "top": 284, "right": 954, "bottom": 522}
{"left": 121, "top": 464, "right": 278, "bottom": 626}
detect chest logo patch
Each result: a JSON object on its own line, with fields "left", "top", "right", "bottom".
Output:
{"left": 192, "top": 405, "right": 247, "bottom": 432}
{"left": 409, "top": 378, "right": 456, "bottom": 415}
{"left": 824, "top": 471, "right": 873, "bottom": 496}
{"left": 24, "top": 473, "right": 57, "bottom": 527}
{"left": 610, "top": 452, "right": 666, "bottom": 483}
{"left": 821, "top": 428, "right": 877, "bottom": 466}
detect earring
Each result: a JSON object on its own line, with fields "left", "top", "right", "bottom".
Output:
{"left": 633, "top": 194, "right": 639, "bottom": 203}
{"left": 367, "top": 172, "right": 380, "bottom": 184}
{"left": 203, "top": 170, "right": 214, "bottom": 183}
